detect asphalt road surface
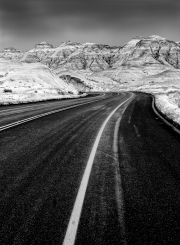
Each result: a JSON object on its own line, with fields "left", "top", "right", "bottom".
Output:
{"left": 1, "top": 92, "right": 180, "bottom": 245}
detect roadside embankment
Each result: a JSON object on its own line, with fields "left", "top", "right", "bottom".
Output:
{"left": 0, "top": 92, "right": 87, "bottom": 105}
{"left": 155, "top": 92, "right": 180, "bottom": 126}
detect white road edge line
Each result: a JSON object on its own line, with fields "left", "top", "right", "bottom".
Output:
{"left": 152, "top": 97, "right": 180, "bottom": 135}
{"left": 0, "top": 97, "right": 106, "bottom": 132}
{"left": 63, "top": 93, "right": 134, "bottom": 245}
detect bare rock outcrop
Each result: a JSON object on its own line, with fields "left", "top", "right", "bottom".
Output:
{"left": 111, "top": 36, "right": 180, "bottom": 69}
{"left": 17, "top": 42, "right": 120, "bottom": 71}
{"left": 2, "top": 36, "right": 180, "bottom": 72}
{"left": 34, "top": 41, "right": 54, "bottom": 49}
{"left": 0, "top": 47, "right": 23, "bottom": 60}
{"left": 100, "top": 36, "right": 180, "bottom": 91}
{"left": 21, "top": 53, "right": 40, "bottom": 63}
{"left": 1, "top": 35, "right": 180, "bottom": 94}
{"left": 59, "top": 75, "right": 92, "bottom": 92}
{"left": 19, "top": 36, "right": 180, "bottom": 74}
{"left": 22, "top": 42, "right": 56, "bottom": 66}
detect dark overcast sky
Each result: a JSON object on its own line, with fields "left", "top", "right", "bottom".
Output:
{"left": 0, "top": 0, "right": 180, "bottom": 50}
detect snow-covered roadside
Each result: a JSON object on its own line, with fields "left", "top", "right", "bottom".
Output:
{"left": 0, "top": 59, "right": 88, "bottom": 105}
{"left": 0, "top": 92, "right": 87, "bottom": 105}
{"left": 155, "top": 92, "right": 180, "bottom": 125}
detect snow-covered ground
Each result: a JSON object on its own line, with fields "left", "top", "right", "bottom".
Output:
{"left": 0, "top": 58, "right": 83, "bottom": 104}
{"left": 0, "top": 92, "right": 86, "bottom": 105}
{"left": 155, "top": 92, "right": 180, "bottom": 125}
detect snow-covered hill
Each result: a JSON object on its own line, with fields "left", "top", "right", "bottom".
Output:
{"left": 1, "top": 35, "right": 180, "bottom": 104}
{"left": 0, "top": 59, "right": 79, "bottom": 104}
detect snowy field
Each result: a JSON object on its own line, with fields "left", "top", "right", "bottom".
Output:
{"left": 0, "top": 59, "right": 83, "bottom": 104}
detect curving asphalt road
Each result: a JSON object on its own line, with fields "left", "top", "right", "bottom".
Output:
{"left": 0, "top": 92, "right": 132, "bottom": 244}
{"left": 1, "top": 92, "right": 180, "bottom": 245}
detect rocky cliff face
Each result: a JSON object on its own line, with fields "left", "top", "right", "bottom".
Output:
{"left": 2, "top": 36, "right": 180, "bottom": 71}
{"left": 20, "top": 41, "right": 120, "bottom": 72}
{"left": 0, "top": 47, "right": 24, "bottom": 60}
{"left": 21, "top": 53, "right": 40, "bottom": 63}
{"left": 59, "top": 75, "right": 92, "bottom": 92}
{"left": 23, "top": 36, "right": 180, "bottom": 71}
{"left": 101, "top": 35, "right": 180, "bottom": 92}
{"left": 34, "top": 41, "right": 54, "bottom": 49}
{"left": 1, "top": 35, "right": 180, "bottom": 94}
{"left": 119, "top": 35, "right": 180, "bottom": 69}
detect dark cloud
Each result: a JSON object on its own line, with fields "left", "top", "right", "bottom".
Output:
{"left": 1, "top": 0, "right": 178, "bottom": 18}
{"left": 0, "top": 0, "right": 180, "bottom": 50}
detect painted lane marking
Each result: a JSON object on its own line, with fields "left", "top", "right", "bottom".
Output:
{"left": 0, "top": 97, "right": 107, "bottom": 132}
{"left": 63, "top": 93, "right": 134, "bottom": 245}
{"left": 0, "top": 99, "right": 100, "bottom": 116}
{"left": 112, "top": 97, "right": 134, "bottom": 245}
{"left": 92, "top": 105, "right": 104, "bottom": 110}
{"left": 0, "top": 104, "right": 53, "bottom": 113}
{"left": 133, "top": 125, "right": 140, "bottom": 137}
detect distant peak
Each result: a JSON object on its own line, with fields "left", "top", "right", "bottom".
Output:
{"left": 132, "top": 35, "right": 166, "bottom": 41}
{"left": 60, "top": 41, "right": 81, "bottom": 47}
{"left": 35, "top": 42, "right": 54, "bottom": 49}
{"left": 149, "top": 35, "right": 166, "bottom": 40}
{"left": 3, "top": 47, "right": 19, "bottom": 52}
{"left": 83, "top": 42, "right": 96, "bottom": 45}
{"left": 132, "top": 36, "right": 144, "bottom": 40}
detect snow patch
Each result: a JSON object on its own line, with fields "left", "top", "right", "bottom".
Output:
{"left": 155, "top": 92, "right": 180, "bottom": 125}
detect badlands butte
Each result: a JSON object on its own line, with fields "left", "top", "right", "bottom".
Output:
{"left": 1, "top": 35, "right": 180, "bottom": 124}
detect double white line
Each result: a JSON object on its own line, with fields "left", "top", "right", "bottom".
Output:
{"left": 0, "top": 97, "right": 105, "bottom": 132}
